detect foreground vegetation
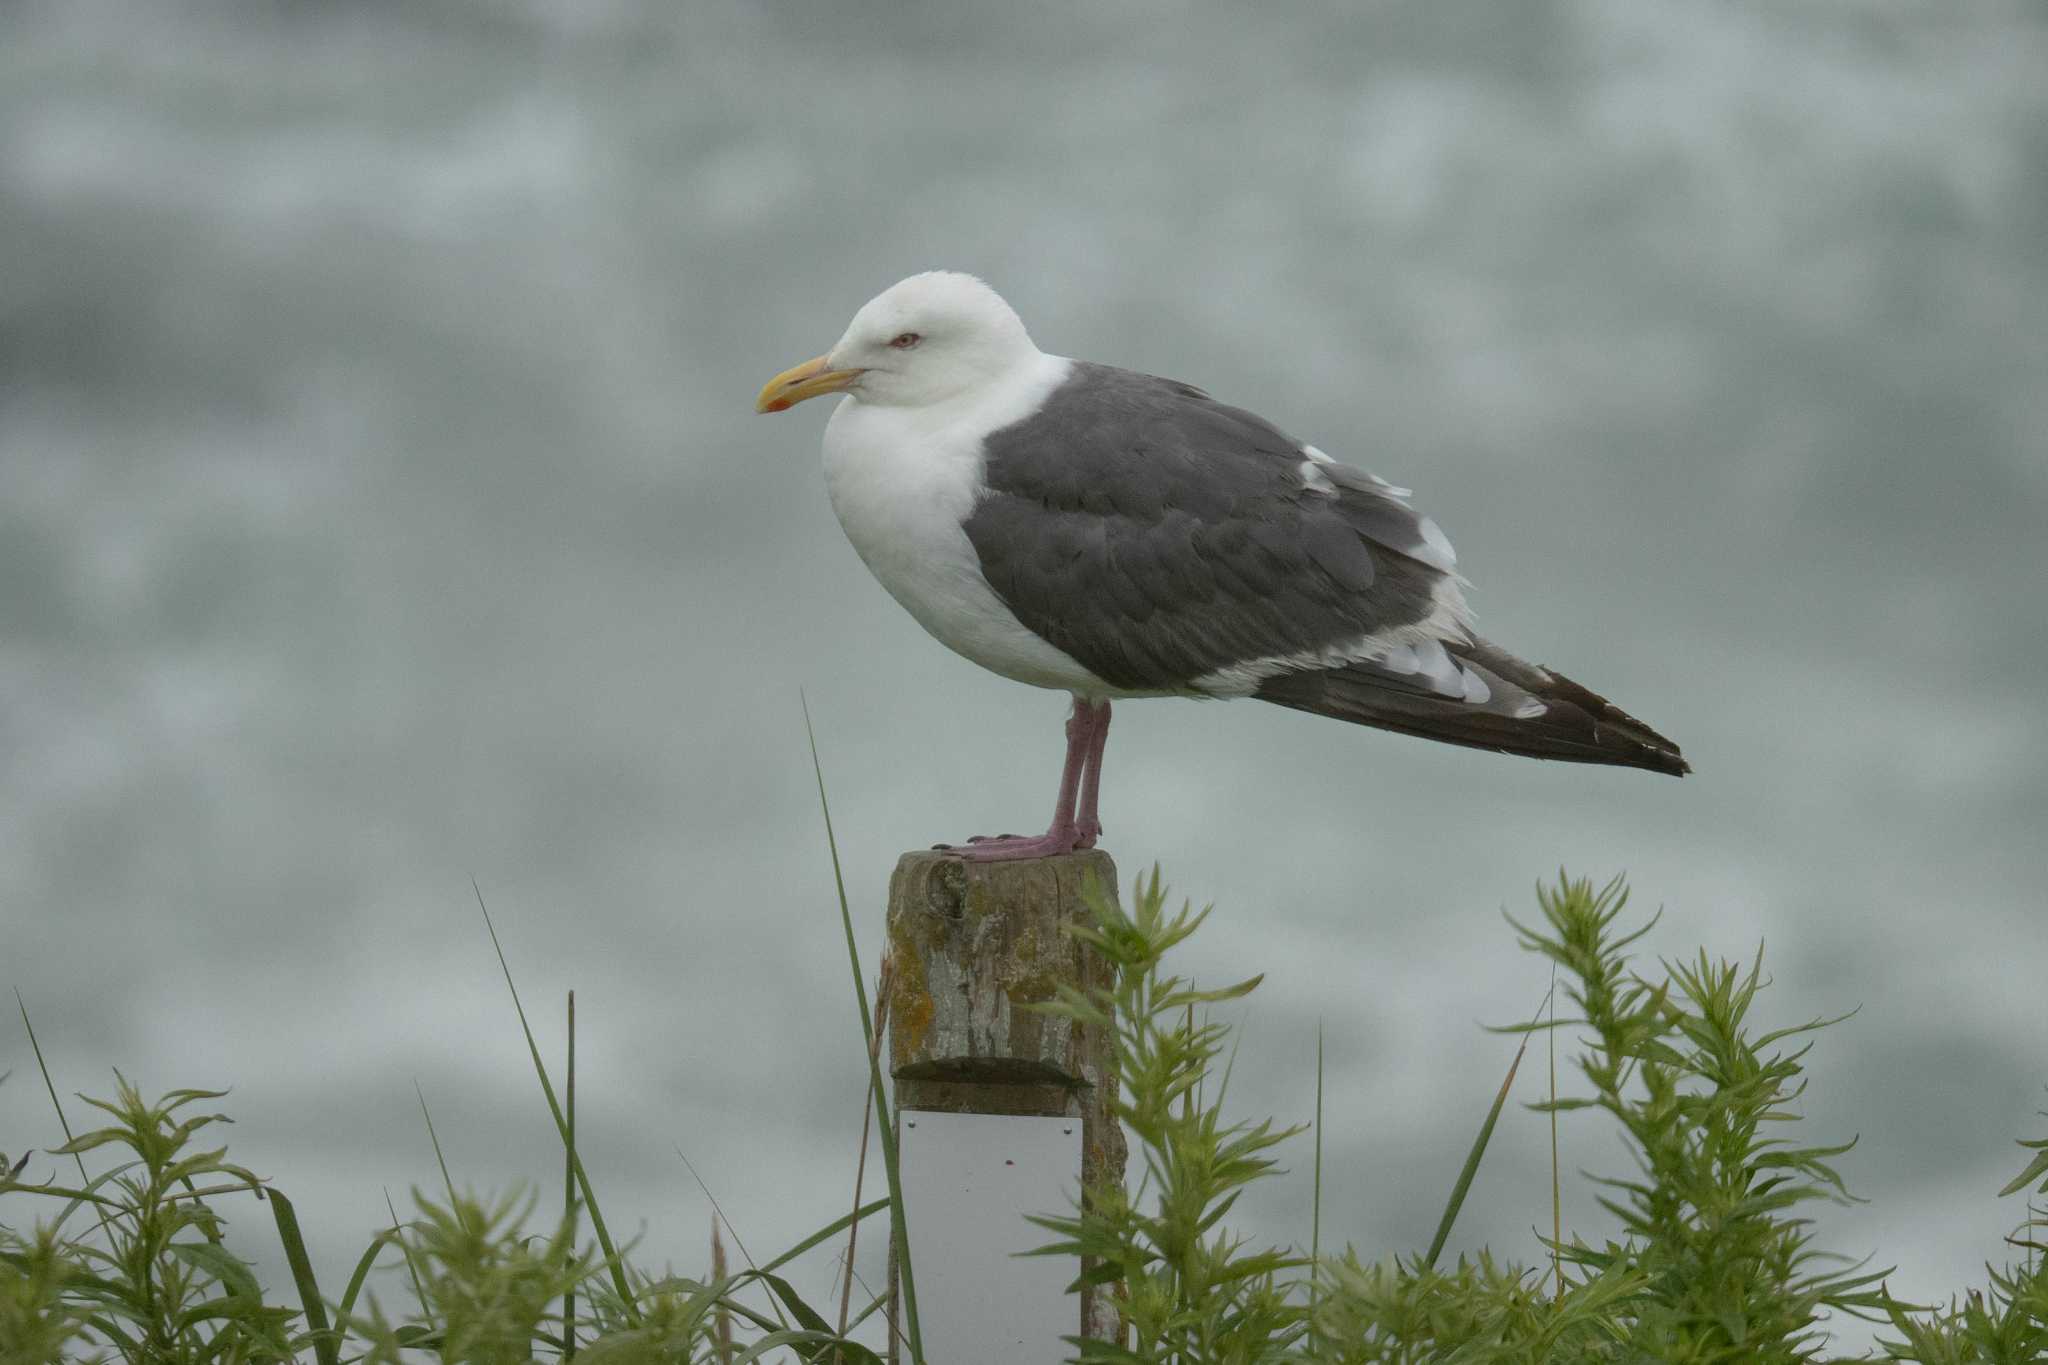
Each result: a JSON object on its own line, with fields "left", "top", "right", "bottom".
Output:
{"left": 4, "top": 870, "right": 2045, "bottom": 1362}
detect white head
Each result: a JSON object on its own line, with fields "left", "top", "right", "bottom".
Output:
{"left": 757, "top": 271, "right": 1040, "bottom": 413}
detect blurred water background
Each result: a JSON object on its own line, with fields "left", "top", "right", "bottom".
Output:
{"left": 4, "top": 0, "right": 2045, "bottom": 1351}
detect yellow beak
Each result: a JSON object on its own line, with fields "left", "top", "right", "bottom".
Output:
{"left": 756, "top": 355, "right": 863, "bottom": 413}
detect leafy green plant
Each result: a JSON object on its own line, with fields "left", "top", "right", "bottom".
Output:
{"left": 1028, "top": 867, "right": 1310, "bottom": 1362}
{"left": 1876, "top": 1104, "right": 2048, "bottom": 1364}
{"left": 2, "top": 934, "right": 892, "bottom": 1365}
{"left": 1, "top": 1221, "right": 100, "bottom": 1363}
{"left": 1515, "top": 872, "right": 1893, "bottom": 1360}
{"left": 344, "top": 1189, "right": 587, "bottom": 1364}
{"left": 1, "top": 1073, "right": 303, "bottom": 1362}
{"left": 7, "top": 867, "right": 2047, "bottom": 1363}
{"left": 1027, "top": 869, "right": 2048, "bottom": 1364}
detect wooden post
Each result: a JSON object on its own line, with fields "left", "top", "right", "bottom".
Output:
{"left": 883, "top": 850, "right": 1128, "bottom": 1358}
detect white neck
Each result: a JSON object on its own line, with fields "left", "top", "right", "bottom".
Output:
{"left": 814, "top": 352, "right": 1110, "bottom": 695}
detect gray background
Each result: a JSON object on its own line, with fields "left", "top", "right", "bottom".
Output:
{"left": 4, "top": 0, "right": 2044, "bottom": 1352}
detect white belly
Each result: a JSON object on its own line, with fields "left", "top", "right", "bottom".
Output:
{"left": 821, "top": 355, "right": 1116, "bottom": 696}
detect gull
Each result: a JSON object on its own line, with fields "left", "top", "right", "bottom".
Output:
{"left": 759, "top": 272, "right": 1685, "bottom": 861}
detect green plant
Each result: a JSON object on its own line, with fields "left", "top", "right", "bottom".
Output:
{"left": 1514, "top": 872, "right": 1893, "bottom": 1360}
{"left": 1028, "top": 869, "right": 2048, "bottom": 1364}
{"left": 3, "top": 1073, "right": 303, "bottom": 1362}
{"left": 1029, "top": 868, "right": 1309, "bottom": 1362}
{"left": 1, "top": 1221, "right": 100, "bottom": 1364}
{"left": 1875, "top": 1102, "right": 2048, "bottom": 1364}
{"left": 345, "top": 1189, "right": 587, "bottom": 1363}
{"left": 8, "top": 867, "right": 2047, "bottom": 1363}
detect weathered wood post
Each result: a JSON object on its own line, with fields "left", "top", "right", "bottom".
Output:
{"left": 883, "top": 850, "right": 1128, "bottom": 1360}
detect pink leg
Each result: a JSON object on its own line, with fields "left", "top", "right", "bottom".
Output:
{"left": 1074, "top": 700, "right": 1111, "bottom": 848}
{"left": 938, "top": 697, "right": 1103, "bottom": 862}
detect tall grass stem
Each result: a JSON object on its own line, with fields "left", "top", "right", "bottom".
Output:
{"left": 472, "top": 880, "right": 639, "bottom": 1324}
{"left": 564, "top": 989, "right": 577, "bottom": 1362}
{"left": 802, "top": 691, "right": 924, "bottom": 1364}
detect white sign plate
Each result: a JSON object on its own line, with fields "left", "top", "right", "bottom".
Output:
{"left": 899, "top": 1110, "right": 1082, "bottom": 1362}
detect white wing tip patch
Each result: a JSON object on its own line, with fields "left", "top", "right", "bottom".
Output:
{"left": 1190, "top": 632, "right": 1508, "bottom": 706}
{"left": 1514, "top": 696, "right": 1548, "bottom": 719}
{"left": 1379, "top": 642, "right": 1419, "bottom": 675}
{"left": 1408, "top": 638, "right": 1467, "bottom": 699}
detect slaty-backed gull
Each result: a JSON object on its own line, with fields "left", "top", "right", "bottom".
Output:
{"left": 758, "top": 271, "right": 1686, "bottom": 861}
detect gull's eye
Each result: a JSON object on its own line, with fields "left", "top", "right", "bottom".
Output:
{"left": 889, "top": 332, "right": 922, "bottom": 350}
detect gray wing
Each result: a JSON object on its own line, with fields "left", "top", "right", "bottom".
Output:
{"left": 964, "top": 362, "right": 1465, "bottom": 694}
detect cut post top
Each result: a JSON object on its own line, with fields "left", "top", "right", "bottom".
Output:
{"left": 884, "top": 849, "right": 1119, "bottom": 1114}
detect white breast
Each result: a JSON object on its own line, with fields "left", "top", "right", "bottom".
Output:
{"left": 821, "top": 354, "right": 1116, "bottom": 696}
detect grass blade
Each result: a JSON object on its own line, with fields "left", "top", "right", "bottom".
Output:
{"left": 677, "top": 1145, "right": 791, "bottom": 1333}
{"left": 844, "top": 1287, "right": 886, "bottom": 1332}
{"left": 801, "top": 692, "right": 923, "bottom": 1365}
{"left": 15, "top": 988, "right": 89, "bottom": 1187}
{"left": 839, "top": 961, "right": 892, "bottom": 1337}
{"left": 472, "top": 880, "right": 640, "bottom": 1325}
{"left": 1312, "top": 1020, "right": 1324, "bottom": 1268}
{"left": 383, "top": 1188, "right": 427, "bottom": 1311}
{"left": 1548, "top": 962, "right": 1563, "bottom": 1299}
{"left": 1424, "top": 986, "right": 1551, "bottom": 1269}
{"left": 564, "top": 989, "right": 578, "bottom": 1363}
{"left": 764, "top": 1198, "right": 890, "bottom": 1277}
{"left": 413, "top": 1081, "right": 457, "bottom": 1206}
{"left": 267, "top": 1188, "right": 339, "bottom": 1365}
{"left": 336, "top": 1226, "right": 406, "bottom": 1328}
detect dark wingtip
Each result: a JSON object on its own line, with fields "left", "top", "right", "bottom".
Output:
{"left": 1590, "top": 717, "right": 1689, "bottom": 778}
{"left": 1591, "top": 734, "right": 1689, "bottom": 778}
{"left": 1255, "top": 642, "right": 1691, "bottom": 779}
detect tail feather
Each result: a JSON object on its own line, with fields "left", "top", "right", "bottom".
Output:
{"left": 1254, "top": 636, "right": 1689, "bottom": 776}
